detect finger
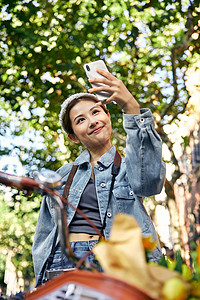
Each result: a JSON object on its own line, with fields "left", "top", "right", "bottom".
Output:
{"left": 100, "top": 95, "right": 115, "bottom": 105}
{"left": 96, "top": 101, "right": 104, "bottom": 106}
{"left": 89, "top": 77, "right": 112, "bottom": 86}
{"left": 88, "top": 85, "right": 112, "bottom": 93}
{"left": 96, "top": 69, "right": 116, "bottom": 80}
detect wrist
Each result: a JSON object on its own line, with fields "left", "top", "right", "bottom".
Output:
{"left": 120, "top": 97, "right": 140, "bottom": 114}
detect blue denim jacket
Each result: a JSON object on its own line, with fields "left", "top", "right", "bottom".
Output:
{"left": 32, "top": 109, "right": 166, "bottom": 285}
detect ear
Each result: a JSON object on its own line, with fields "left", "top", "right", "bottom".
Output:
{"left": 68, "top": 133, "right": 80, "bottom": 143}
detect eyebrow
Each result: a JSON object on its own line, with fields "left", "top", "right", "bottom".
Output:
{"left": 73, "top": 105, "right": 100, "bottom": 122}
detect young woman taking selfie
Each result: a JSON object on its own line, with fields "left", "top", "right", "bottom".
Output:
{"left": 32, "top": 68, "right": 166, "bottom": 286}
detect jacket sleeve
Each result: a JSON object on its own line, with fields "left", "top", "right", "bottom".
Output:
{"left": 123, "top": 108, "right": 166, "bottom": 197}
{"left": 32, "top": 195, "right": 57, "bottom": 285}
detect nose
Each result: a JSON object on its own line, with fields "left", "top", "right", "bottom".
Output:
{"left": 89, "top": 118, "right": 98, "bottom": 128}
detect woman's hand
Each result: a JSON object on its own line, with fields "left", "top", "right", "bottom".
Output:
{"left": 88, "top": 69, "right": 140, "bottom": 114}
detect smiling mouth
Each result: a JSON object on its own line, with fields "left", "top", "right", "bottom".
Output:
{"left": 89, "top": 126, "right": 104, "bottom": 135}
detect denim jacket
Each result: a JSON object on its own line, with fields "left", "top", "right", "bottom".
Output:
{"left": 32, "top": 108, "right": 166, "bottom": 285}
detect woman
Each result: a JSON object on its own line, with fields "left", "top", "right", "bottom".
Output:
{"left": 32, "top": 69, "right": 166, "bottom": 286}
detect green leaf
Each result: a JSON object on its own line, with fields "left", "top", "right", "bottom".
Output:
{"left": 174, "top": 250, "right": 184, "bottom": 274}
{"left": 158, "top": 254, "right": 168, "bottom": 268}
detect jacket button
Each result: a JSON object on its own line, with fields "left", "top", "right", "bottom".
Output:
{"left": 129, "top": 190, "right": 134, "bottom": 195}
{"left": 107, "top": 212, "right": 112, "bottom": 217}
{"left": 100, "top": 183, "right": 105, "bottom": 188}
{"left": 91, "top": 242, "right": 97, "bottom": 247}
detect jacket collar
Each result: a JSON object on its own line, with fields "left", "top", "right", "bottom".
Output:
{"left": 74, "top": 145, "right": 116, "bottom": 167}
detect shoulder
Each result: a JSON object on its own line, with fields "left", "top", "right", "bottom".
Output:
{"left": 56, "top": 162, "right": 74, "bottom": 180}
{"left": 55, "top": 149, "right": 90, "bottom": 180}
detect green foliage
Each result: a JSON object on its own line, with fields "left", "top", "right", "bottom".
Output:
{"left": 156, "top": 244, "right": 200, "bottom": 299}
{"left": 0, "top": 0, "right": 199, "bottom": 171}
{"left": 158, "top": 254, "right": 168, "bottom": 268}
{"left": 0, "top": 190, "right": 41, "bottom": 283}
{"left": 174, "top": 250, "right": 184, "bottom": 274}
{"left": 190, "top": 245, "right": 200, "bottom": 282}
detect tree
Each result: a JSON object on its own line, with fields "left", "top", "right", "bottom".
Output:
{"left": 0, "top": 0, "right": 200, "bottom": 287}
{"left": 0, "top": 189, "right": 41, "bottom": 290}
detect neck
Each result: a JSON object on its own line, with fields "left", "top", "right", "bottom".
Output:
{"left": 89, "top": 142, "right": 113, "bottom": 165}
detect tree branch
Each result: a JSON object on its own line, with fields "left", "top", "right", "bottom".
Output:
{"left": 160, "top": 4, "right": 194, "bottom": 119}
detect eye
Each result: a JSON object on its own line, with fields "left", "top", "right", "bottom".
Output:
{"left": 92, "top": 109, "right": 100, "bottom": 115}
{"left": 76, "top": 117, "right": 85, "bottom": 124}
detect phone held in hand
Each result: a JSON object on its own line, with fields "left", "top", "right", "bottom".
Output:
{"left": 83, "top": 60, "right": 110, "bottom": 101}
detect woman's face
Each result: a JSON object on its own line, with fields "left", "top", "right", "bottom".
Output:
{"left": 69, "top": 100, "right": 112, "bottom": 152}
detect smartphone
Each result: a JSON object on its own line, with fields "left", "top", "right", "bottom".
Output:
{"left": 83, "top": 60, "right": 110, "bottom": 101}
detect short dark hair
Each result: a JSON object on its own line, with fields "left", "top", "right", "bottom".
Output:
{"left": 63, "top": 97, "right": 109, "bottom": 134}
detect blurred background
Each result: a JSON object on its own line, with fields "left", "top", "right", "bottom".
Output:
{"left": 0, "top": 0, "right": 200, "bottom": 296}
